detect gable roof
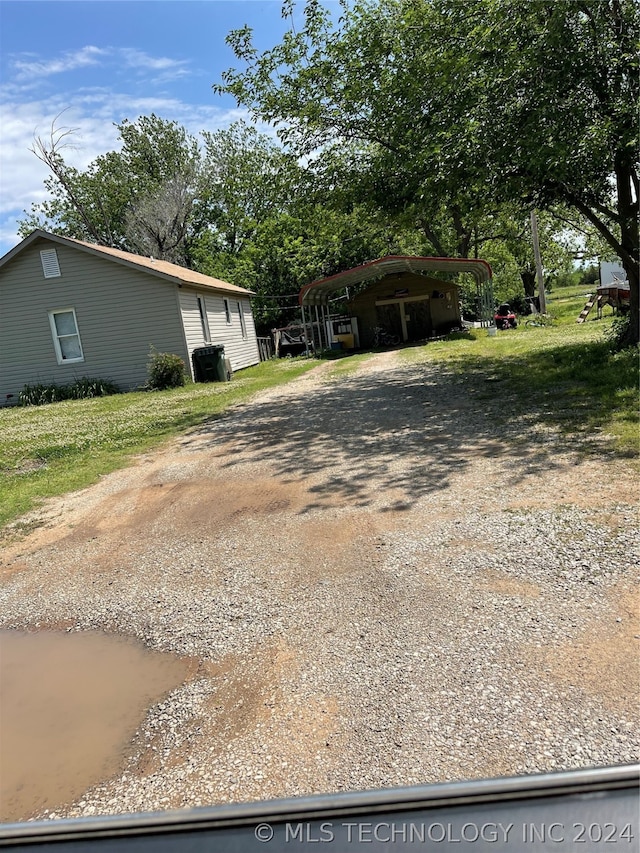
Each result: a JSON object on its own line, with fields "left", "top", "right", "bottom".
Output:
{"left": 299, "top": 255, "right": 493, "bottom": 306}
{"left": 0, "top": 230, "right": 255, "bottom": 296}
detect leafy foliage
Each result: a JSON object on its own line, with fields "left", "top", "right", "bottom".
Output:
{"left": 198, "top": 121, "right": 304, "bottom": 255}
{"left": 19, "top": 377, "right": 120, "bottom": 406}
{"left": 146, "top": 350, "right": 187, "bottom": 390}
{"left": 603, "top": 314, "right": 634, "bottom": 353}
{"left": 22, "top": 114, "right": 202, "bottom": 263}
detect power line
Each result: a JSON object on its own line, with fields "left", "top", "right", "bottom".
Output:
{"left": 253, "top": 293, "right": 300, "bottom": 300}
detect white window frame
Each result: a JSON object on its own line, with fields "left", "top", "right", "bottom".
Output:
{"left": 223, "top": 298, "right": 232, "bottom": 325}
{"left": 40, "top": 248, "right": 61, "bottom": 278}
{"left": 197, "top": 295, "right": 211, "bottom": 343}
{"left": 48, "top": 308, "right": 84, "bottom": 365}
{"left": 236, "top": 301, "right": 247, "bottom": 339}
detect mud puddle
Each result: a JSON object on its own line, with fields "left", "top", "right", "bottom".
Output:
{"left": 0, "top": 630, "right": 193, "bottom": 822}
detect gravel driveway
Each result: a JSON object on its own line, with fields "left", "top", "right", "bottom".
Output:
{"left": 1, "top": 350, "right": 638, "bottom": 819}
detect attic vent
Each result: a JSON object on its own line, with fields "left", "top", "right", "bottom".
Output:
{"left": 40, "top": 249, "right": 61, "bottom": 278}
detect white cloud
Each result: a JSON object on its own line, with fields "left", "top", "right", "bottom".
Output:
{"left": 7, "top": 45, "right": 194, "bottom": 94}
{"left": 0, "top": 213, "right": 32, "bottom": 251}
{"left": 12, "top": 46, "right": 108, "bottom": 81}
{"left": 120, "top": 48, "right": 190, "bottom": 74}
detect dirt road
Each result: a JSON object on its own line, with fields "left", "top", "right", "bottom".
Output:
{"left": 1, "top": 351, "right": 638, "bottom": 820}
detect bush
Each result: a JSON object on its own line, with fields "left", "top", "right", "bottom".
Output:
{"left": 147, "top": 349, "right": 187, "bottom": 390}
{"left": 68, "top": 377, "right": 120, "bottom": 399}
{"left": 604, "top": 314, "right": 634, "bottom": 352}
{"left": 20, "top": 377, "right": 120, "bottom": 406}
{"left": 19, "top": 384, "right": 63, "bottom": 406}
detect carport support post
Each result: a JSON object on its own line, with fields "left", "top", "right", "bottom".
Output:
{"left": 320, "top": 303, "right": 325, "bottom": 346}
{"left": 322, "top": 303, "right": 330, "bottom": 347}
{"left": 315, "top": 305, "right": 322, "bottom": 351}
{"left": 301, "top": 303, "right": 310, "bottom": 357}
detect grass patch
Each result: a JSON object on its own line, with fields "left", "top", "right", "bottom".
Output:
{"left": 0, "top": 359, "right": 319, "bottom": 530}
{"left": 321, "top": 351, "right": 374, "bottom": 378}
{"left": 546, "top": 283, "right": 596, "bottom": 324}
{"left": 400, "top": 320, "right": 638, "bottom": 457}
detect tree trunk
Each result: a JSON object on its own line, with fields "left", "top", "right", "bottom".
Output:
{"left": 418, "top": 218, "right": 447, "bottom": 257}
{"left": 622, "top": 262, "right": 639, "bottom": 346}
{"left": 451, "top": 205, "right": 471, "bottom": 258}
{"left": 564, "top": 159, "right": 638, "bottom": 345}
{"left": 615, "top": 153, "right": 639, "bottom": 345}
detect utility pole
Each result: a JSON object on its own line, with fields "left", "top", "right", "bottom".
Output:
{"left": 530, "top": 210, "right": 547, "bottom": 314}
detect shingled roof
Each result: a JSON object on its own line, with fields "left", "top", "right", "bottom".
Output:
{"left": 0, "top": 230, "right": 255, "bottom": 296}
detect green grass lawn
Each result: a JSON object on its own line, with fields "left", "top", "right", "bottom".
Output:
{"left": 399, "top": 295, "right": 638, "bottom": 458}
{"left": 546, "top": 280, "right": 595, "bottom": 319}
{"left": 0, "top": 358, "right": 319, "bottom": 531}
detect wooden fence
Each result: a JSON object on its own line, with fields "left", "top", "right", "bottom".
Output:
{"left": 256, "top": 337, "right": 274, "bottom": 361}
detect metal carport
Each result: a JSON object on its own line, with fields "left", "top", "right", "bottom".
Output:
{"left": 298, "top": 255, "right": 494, "bottom": 351}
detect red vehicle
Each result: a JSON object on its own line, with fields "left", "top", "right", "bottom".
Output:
{"left": 494, "top": 303, "right": 518, "bottom": 330}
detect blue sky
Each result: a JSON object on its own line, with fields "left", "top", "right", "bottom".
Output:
{"left": 0, "top": 0, "right": 333, "bottom": 256}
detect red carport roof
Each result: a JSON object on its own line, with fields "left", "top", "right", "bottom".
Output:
{"left": 299, "top": 255, "right": 493, "bottom": 306}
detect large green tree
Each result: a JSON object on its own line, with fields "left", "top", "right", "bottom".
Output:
{"left": 197, "top": 120, "right": 305, "bottom": 255}
{"left": 218, "top": 0, "right": 639, "bottom": 341}
{"left": 464, "top": 0, "right": 639, "bottom": 340}
{"left": 219, "top": 0, "right": 525, "bottom": 264}
{"left": 22, "top": 114, "right": 202, "bottom": 262}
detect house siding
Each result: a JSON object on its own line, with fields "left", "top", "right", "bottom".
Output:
{"left": 179, "top": 289, "right": 259, "bottom": 376}
{"left": 0, "top": 238, "right": 189, "bottom": 402}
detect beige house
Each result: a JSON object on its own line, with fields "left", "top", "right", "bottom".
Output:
{"left": 0, "top": 230, "right": 260, "bottom": 405}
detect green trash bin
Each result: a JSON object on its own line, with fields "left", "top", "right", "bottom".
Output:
{"left": 192, "top": 345, "right": 228, "bottom": 382}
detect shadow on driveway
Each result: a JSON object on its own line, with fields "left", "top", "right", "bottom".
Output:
{"left": 181, "top": 357, "right": 571, "bottom": 513}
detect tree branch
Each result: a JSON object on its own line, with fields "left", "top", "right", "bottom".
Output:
{"left": 566, "top": 191, "right": 634, "bottom": 269}
{"left": 30, "top": 114, "right": 115, "bottom": 246}
{"left": 417, "top": 217, "right": 447, "bottom": 257}
{"left": 546, "top": 210, "right": 591, "bottom": 236}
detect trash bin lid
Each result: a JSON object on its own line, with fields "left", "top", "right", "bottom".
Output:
{"left": 193, "top": 345, "right": 225, "bottom": 356}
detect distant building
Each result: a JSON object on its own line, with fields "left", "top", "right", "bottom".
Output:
{"left": 599, "top": 260, "right": 628, "bottom": 287}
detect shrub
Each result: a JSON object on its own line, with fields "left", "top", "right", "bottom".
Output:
{"left": 19, "top": 377, "right": 120, "bottom": 406}
{"left": 19, "top": 383, "right": 64, "bottom": 406}
{"left": 604, "top": 314, "right": 634, "bottom": 352}
{"left": 68, "top": 377, "right": 120, "bottom": 399}
{"left": 147, "top": 349, "right": 187, "bottom": 390}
